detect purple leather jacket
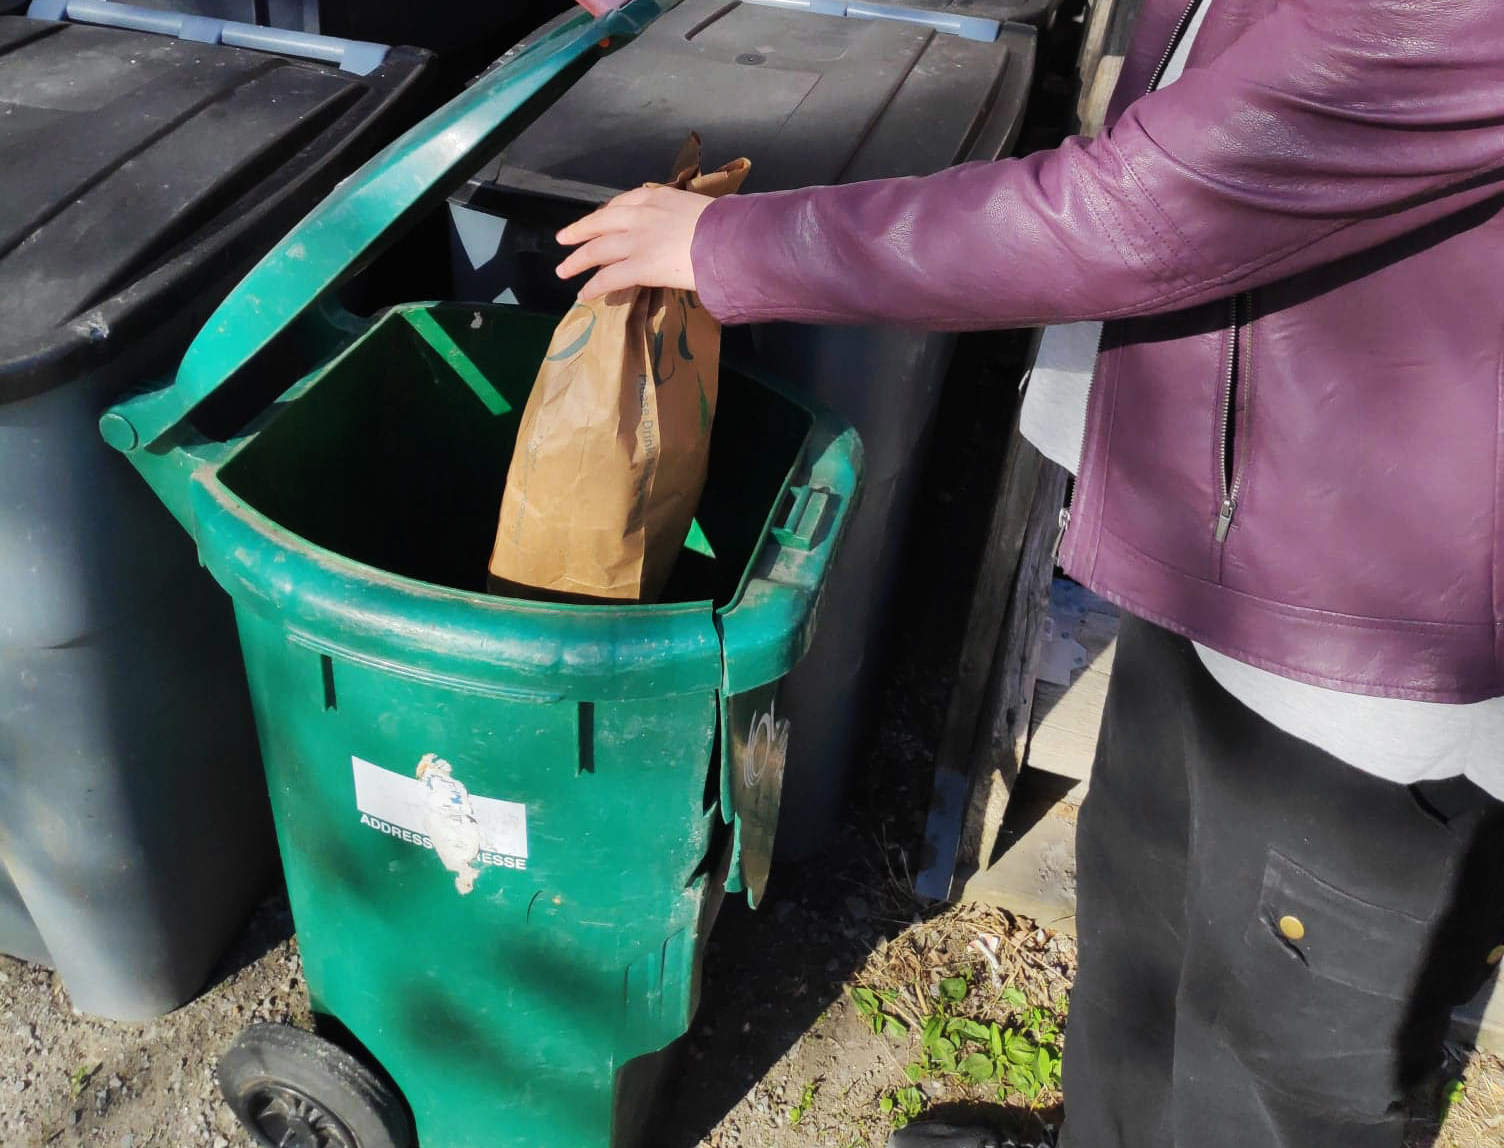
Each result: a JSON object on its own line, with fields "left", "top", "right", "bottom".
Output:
{"left": 692, "top": 0, "right": 1504, "bottom": 703}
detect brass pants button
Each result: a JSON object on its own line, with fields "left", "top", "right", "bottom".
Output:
{"left": 1486, "top": 944, "right": 1504, "bottom": 967}
{"left": 1278, "top": 915, "right": 1306, "bottom": 942}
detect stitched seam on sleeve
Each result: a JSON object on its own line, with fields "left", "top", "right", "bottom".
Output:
{"left": 1117, "top": 158, "right": 1210, "bottom": 289}
{"left": 1083, "top": 132, "right": 1201, "bottom": 287}
{"left": 1079, "top": 182, "right": 1147, "bottom": 286}
{"left": 1119, "top": 147, "right": 1213, "bottom": 286}
{"left": 1117, "top": 187, "right": 1193, "bottom": 289}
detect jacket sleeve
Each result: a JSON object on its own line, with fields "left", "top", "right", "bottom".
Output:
{"left": 691, "top": 0, "right": 1504, "bottom": 330}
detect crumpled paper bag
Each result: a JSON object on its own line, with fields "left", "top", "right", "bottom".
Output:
{"left": 488, "top": 136, "right": 750, "bottom": 603}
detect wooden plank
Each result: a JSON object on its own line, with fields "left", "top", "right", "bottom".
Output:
{"left": 1077, "top": 53, "right": 1125, "bottom": 137}
{"left": 915, "top": 396, "right": 1049, "bottom": 901}
{"left": 957, "top": 460, "right": 1071, "bottom": 876}
{"left": 1077, "top": 0, "right": 1142, "bottom": 135}
{"left": 959, "top": 772, "right": 1080, "bottom": 934}
{"left": 1077, "top": 0, "right": 1117, "bottom": 90}
{"left": 1025, "top": 582, "right": 1120, "bottom": 794}
{"left": 1452, "top": 978, "right": 1504, "bottom": 1056}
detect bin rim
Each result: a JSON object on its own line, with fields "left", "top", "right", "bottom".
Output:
{"left": 169, "top": 298, "right": 726, "bottom": 702}
{"left": 188, "top": 464, "right": 731, "bottom": 702}
{"left": 172, "top": 298, "right": 859, "bottom": 702}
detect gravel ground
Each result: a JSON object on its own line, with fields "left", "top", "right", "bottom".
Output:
{"left": 0, "top": 896, "right": 306, "bottom": 1148}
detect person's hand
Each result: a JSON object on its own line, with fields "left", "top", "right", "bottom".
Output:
{"left": 556, "top": 186, "right": 713, "bottom": 301}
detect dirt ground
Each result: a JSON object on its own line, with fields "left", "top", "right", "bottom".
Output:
{"left": 5, "top": 894, "right": 1503, "bottom": 1148}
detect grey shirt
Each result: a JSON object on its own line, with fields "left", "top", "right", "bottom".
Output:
{"left": 1020, "top": 0, "right": 1504, "bottom": 800}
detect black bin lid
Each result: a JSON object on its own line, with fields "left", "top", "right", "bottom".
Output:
{"left": 0, "top": 15, "right": 430, "bottom": 403}
{"left": 462, "top": 0, "right": 1037, "bottom": 204}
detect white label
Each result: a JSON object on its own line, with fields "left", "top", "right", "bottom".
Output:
{"left": 352, "top": 756, "right": 528, "bottom": 893}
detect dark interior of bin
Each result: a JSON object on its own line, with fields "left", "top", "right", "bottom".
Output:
{"left": 216, "top": 305, "right": 813, "bottom": 606}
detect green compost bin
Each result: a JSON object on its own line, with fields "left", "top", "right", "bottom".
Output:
{"left": 100, "top": 5, "right": 861, "bottom": 1145}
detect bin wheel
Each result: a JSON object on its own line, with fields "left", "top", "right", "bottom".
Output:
{"left": 218, "top": 1024, "right": 411, "bottom": 1148}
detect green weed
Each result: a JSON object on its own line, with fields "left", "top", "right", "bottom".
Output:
{"left": 1440, "top": 1077, "right": 1466, "bottom": 1120}
{"left": 879, "top": 1085, "right": 926, "bottom": 1128}
{"left": 853, "top": 974, "right": 1066, "bottom": 1108}
{"left": 68, "top": 1061, "right": 102, "bottom": 1099}
{"left": 851, "top": 986, "right": 909, "bottom": 1038}
{"left": 787, "top": 1080, "right": 818, "bottom": 1125}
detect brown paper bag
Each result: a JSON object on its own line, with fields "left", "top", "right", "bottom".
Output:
{"left": 488, "top": 137, "right": 751, "bottom": 603}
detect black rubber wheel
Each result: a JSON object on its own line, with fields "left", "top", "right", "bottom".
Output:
{"left": 218, "top": 1024, "right": 411, "bottom": 1148}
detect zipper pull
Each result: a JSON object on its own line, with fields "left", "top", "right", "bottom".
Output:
{"left": 1215, "top": 498, "right": 1236, "bottom": 542}
{"left": 1051, "top": 507, "right": 1071, "bottom": 563}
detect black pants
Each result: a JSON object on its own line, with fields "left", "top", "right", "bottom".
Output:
{"left": 1057, "top": 616, "right": 1504, "bottom": 1148}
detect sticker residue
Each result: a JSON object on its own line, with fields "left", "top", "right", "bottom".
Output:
{"left": 744, "top": 703, "right": 790, "bottom": 790}
{"left": 351, "top": 755, "right": 528, "bottom": 895}
{"left": 417, "top": 754, "right": 484, "bottom": 895}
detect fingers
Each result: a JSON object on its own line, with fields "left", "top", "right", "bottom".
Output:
{"left": 555, "top": 232, "right": 633, "bottom": 281}
{"left": 552, "top": 186, "right": 707, "bottom": 296}
{"left": 555, "top": 208, "right": 616, "bottom": 248}
{"left": 555, "top": 188, "right": 654, "bottom": 246}
{"left": 576, "top": 263, "right": 641, "bottom": 302}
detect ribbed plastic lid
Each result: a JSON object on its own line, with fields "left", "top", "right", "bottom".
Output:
{"left": 0, "top": 15, "right": 425, "bottom": 401}
{"left": 487, "top": 0, "right": 1036, "bottom": 194}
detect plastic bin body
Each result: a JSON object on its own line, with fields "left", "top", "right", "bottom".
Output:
{"left": 219, "top": 312, "right": 730, "bottom": 1148}
{"left": 103, "top": 7, "right": 860, "bottom": 1134}
{"left": 0, "top": 12, "right": 431, "bottom": 1019}
{"left": 112, "top": 298, "right": 857, "bottom": 1145}
{"left": 447, "top": 0, "right": 1037, "bottom": 856}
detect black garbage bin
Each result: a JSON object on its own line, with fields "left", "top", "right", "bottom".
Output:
{"left": 445, "top": 0, "right": 1042, "bottom": 858}
{"left": 0, "top": 10, "right": 430, "bottom": 1019}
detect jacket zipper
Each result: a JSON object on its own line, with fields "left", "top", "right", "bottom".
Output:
{"left": 1147, "top": 0, "right": 1205, "bottom": 90}
{"left": 1215, "top": 292, "right": 1246, "bottom": 542}
{"left": 1051, "top": 326, "right": 1106, "bottom": 564}
{"left": 1052, "top": 0, "right": 1205, "bottom": 565}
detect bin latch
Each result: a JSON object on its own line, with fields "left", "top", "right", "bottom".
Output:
{"left": 771, "top": 484, "right": 831, "bottom": 552}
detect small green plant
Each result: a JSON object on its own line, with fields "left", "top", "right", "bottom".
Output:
{"left": 850, "top": 986, "right": 909, "bottom": 1038}
{"left": 903, "top": 976, "right": 1065, "bottom": 1105}
{"left": 787, "top": 1080, "right": 818, "bottom": 1125}
{"left": 69, "top": 1060, "right": 102, "bottom": 1098}
{"left": 856, "top": 972, "right": 1067, "bottom": 1109}
{"left": 1440, "top": 1076, "right": 1466, "bottom": 1120}
{"left": 879, "top": 1085, "right": 926, "bottom": 1128}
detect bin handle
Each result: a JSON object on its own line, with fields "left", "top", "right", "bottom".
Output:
{"left": 717, "top": 409, "right": 864, "bottom": 695}
{"left": 129, "top": 0, "right": 672, "bottom": 449}
{"left": 26, "top": 0, "right": 393, "bottom": 74}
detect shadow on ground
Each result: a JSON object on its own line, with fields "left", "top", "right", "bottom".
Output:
{"left": 649, "top": 329, "right": 1031, "bottom": 1146}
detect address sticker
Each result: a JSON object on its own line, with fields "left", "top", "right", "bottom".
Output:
{"left": 352, "top": 754, "right": 528, "bottom": 894}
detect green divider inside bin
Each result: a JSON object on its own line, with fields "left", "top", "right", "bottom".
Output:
{"left": 216, "top": 304, "right": 812, "bottom": 606}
